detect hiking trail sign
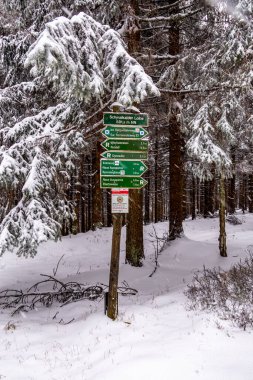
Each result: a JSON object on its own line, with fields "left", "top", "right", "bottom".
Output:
{"left": 100, "top": 176, "right": 148, "bottom": 189}
{"left": 101, "top": 159, "right": 148, "bottom": 177}
{"left": 101, "top": 151, "right": 148, "bottom": 160}
{"left": 102, "top": 126, "right": 148, "bottom": 140}
{"left": 103, "top": 112, "right": 148, "bottom": 127}
{"left": 101, "top": 139, "right": 148, "bottom": 152}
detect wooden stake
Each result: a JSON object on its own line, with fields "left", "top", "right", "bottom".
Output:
{"left": 107, "top": 213, "right": 123, "bottom": 320}
{"left": 107, "top": 104, "right": 122, "bottom": 320}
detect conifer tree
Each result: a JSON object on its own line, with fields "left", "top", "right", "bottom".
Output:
{"left": 0, "top": 9, "right": 159, "bottom": 256}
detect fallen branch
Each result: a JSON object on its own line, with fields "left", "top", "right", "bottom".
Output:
{"left": 0, "top": 274, "right": 137, "bottom": 316}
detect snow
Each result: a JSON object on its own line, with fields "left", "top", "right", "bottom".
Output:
{"left": 0, "top": 215, "right": 253, "bottom": 379}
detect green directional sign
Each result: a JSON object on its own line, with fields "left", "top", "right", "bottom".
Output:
{"left": 101, "top": 160, "right": 147, "bottom": 177}
{"left": 101, "top": 151, "right": 148, "bottom": 160}
{"left": 103, "top": 112, "right": 148, "bottom": 127}
{"left": 102, "top": 126, "right": 148, "bottom": 140}
{"left": 101, "top": 176, "right": 148, "bottom": 189}
{"left": 101, "top": 139, "right": 148, "bottom": 152}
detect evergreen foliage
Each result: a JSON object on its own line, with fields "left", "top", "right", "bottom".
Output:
{"left": 0, "top": 5, "right": 159, "bottom": 257}
{"left": 1, "top": 0, "right": 253, "bottom": 257}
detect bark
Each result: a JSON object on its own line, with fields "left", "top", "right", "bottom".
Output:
{"left": 125, "top": 1, "right": 144, "bottom": 266}
{"left": 144, "top": 170, "right": 150, "bottom": 224}
{"left": 126, "top": 189, "right": 144, "bottom": 266}
{"left": 248, "top": 174, "right": 253, "bottom": 213}
{"left": 107, "top": 214, "right": 123, "bottom": 320}
{"left": 203, "top": 179, "right": 215, "bottom": 217}
{"left": 227, "top": 176, "right": 236, "bottom": 214}
{"left": 86, "top": 154, "right": 92, "bottom": 231}
{"left": 239, "top": 174, "right": 247, "bottom": 213}
{"left": 191, "top": 176, "right": 196, "bottom": 220}
{"left": 106, "top": 190, "right": 113, "bottom": 227}
{"left": 79, "top": 155, "right": 85, "bottom": 233}
{"left": 168, "top": 0, "right": 184, "bottom": 240}
{"left": 219, "top": 175, "right": 227, "bottom": 257}
{"left": 154, "top": 127, "right": 163, "bottom": 222}
{"left": 91, "top": 140, "right": 103, "bottom": 230}
{"left": 227, "top": 151, "right": 236, "bottom": 214}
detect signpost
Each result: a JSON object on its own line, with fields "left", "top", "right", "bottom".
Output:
{"left": 102, "top": 126, "right": 148, "bottom": 140}
{"left": 101, "top": 159, "right": 147, "bottom": 177}
{"left": 101, "top": 139, "right": 148, "bottom": 152}
{"left": 103, "top": 112, "right": 148, "bottom": 126}
{"left": 102, "top": 109, "right": 149, "bottom": 321}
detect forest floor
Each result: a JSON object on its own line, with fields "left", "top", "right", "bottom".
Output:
{"left": 0, "top": 213, "right": 253, "bottom": 380}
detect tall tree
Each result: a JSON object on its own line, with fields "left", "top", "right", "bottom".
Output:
{"left": 0, "top": 10, "right": 159, "bottom": 256}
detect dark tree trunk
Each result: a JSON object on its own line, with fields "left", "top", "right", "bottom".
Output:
{"left": 168, "top": 0, "right": 184, "bottom": 240}
{"left": 248, "top": 174, "right": 253, "bottom": 213}
{"left": 203, "top": 179, "right": 215, "bottom": 217}
{"left": 219, "top": 175, "right": 227, "bottom": 257}
{"left": 191, "top": 176, "right": 196, "bottom": 220}
{"left": 239, "top": 174, "right": 247, "bottom": 213}
{"left": 227, "top": 175, "right": 236, "bottom": 214}
{"left": 144, "top": 170, "right": 150, "bottom": 225}
{"left": 227, "top": 151, "right": 236, "bottom": 214}
{"left": 154, "top": 126, "right": 163, "bottom": 223}
{"left": 91, "top": 141, "right": 103, "bottom": 230}
{"left": 125, "top": 0, "right": 144, "bottom": 266}
{"left": 106, "top": 190, "right": 113, "bottom": 227}
{"left": 126, "top": 189, "right": 144, "bottom": 266}
{"left": 87, "top": 154, "right": 92, "bottom": 231}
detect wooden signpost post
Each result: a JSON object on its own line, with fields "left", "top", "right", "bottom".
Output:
{"left": 100, "top": 107, "right": 148, "bottom": 320}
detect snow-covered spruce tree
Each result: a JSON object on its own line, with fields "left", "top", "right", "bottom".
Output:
{"left": 0, "top": 11, "right": 159, "bottom": 257}
{"left": 128, "top": 0, "right": 203, "bottom": 239}
{"left": 149, "top": 0, "right": 253, "bottom": 255}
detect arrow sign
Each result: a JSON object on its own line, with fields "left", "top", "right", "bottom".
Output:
{"left": 100, "top": 176, "right": 148, "bottom": 189}
{"left": 101, "top": 139, "right": 148, "bottom": 152}
{"left": 103, "top": 112, "right": 148, "bottom": 126}
{"left": 101, "top": 151, "right": 148, "bottom": 160}
{"left": 102, "top": 126, "right": 148, "bottom": 140}
{"left": 101, "top": 160, "right": 148, "bottom": 177}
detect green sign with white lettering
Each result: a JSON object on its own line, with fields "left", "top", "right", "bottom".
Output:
{"left": 100, "top": 176, "right": 148, "bottom": 189}
{"left": 103, "top": 112, "right": 148, "bottom": 126}
{"left": 101, "top": 139, "right": 148, "bottom": 152}
{"left": 102, "top": 126, "right": 148, "bottom": 140}
{"left": 101, "top": 151, "right": 148, "bottom": 160}
{"left": 101, "top": 160, "right": 147, "bottom": 177}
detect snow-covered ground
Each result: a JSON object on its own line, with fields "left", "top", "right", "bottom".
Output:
{"left": 0, "top": 214, "right": 253, "bottom": 380}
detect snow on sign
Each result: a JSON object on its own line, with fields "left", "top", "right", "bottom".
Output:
{"left": 111, "top": 189, "right": 129, "bottom": 213}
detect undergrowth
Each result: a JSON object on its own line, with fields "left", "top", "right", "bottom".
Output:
{"left": 185, "top": 254, "right": 253, "bottom": 330}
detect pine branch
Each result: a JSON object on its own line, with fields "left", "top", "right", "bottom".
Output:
{"left": 138, "top": 8, "right": 203, "bottom": 23}
{"left": 140, "top": 0, "right": 183, "bottom": 14}
{"left": 160, "top": 85, "right": 243, "bottom": 95}
{"left": 138, "top": 53, "right": 180, "bottom": 60}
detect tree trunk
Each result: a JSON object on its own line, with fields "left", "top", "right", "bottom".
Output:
{"left": 227, "top": 151, "right": 236, "bottom": 214}
{"left": 219, "top": 175, "right": 227, "bottom": 257}
{"left": 191, "top": 176, "right": 196, "bottom": 220}
{"left": 168, "top": 0, "right": 184, "bottom": 240}
{"left": 125, "top": 1, "right": 144, "bottom": 266}
{"left": 106, "top": 190, "right": 113, "bottom": 227}
{"left": 154, "top": 126, "right": 163, "bottom": 222}
{"left": 91, "top": 141, "right": 103, "bottom": 230}
{"left": 107, "top": 214, "right": 123, "bottom": 320}
{"left": 144, "top": 170, "right": 150, "bottom": 225}
{"left": 248, "top": 174, "right": 253, "bottom": 213}
{"left": 126, "top": 189, "right": 144, "bottom": 266}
